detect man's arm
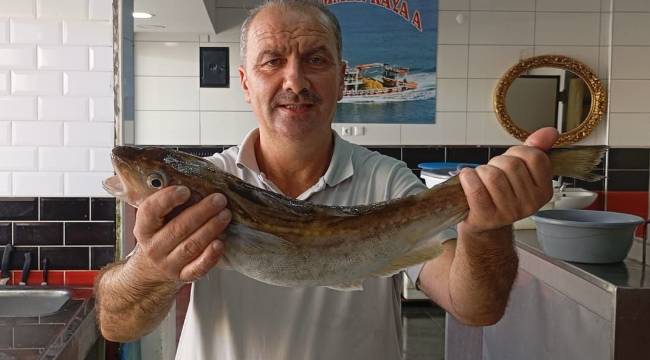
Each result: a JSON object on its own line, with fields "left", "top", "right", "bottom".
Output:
{"left": 95, "top": 186, "right": 231, "bottom": 342}
{"left": 417, "top": 128, "right": 558, "bottom": 325}
{"left": 418, "top": 226, "right": 517, "bottom": 326}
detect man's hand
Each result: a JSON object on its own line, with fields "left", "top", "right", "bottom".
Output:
{"left": 458, "top": 127, "right": 559, "bottom": 234}
{"left": 130, "top": 186, "right": 232, "bottom": 283}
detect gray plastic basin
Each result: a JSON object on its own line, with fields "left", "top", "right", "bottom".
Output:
{"left": 531, "top": 210, "right": 645, "bottom": 264}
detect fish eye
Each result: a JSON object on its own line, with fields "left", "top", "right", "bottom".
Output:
{"left": 147, "top": 173, "right": 165, "bottom": 189}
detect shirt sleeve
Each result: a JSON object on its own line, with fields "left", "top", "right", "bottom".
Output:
{"left": 387, "top": 161, "right": 458, "bottom": 285}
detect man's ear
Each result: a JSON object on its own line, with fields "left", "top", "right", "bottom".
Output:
{"left": 337, "top": 61, "right": 346, "bottom": 101}
{"left": 239, "top": 65, "right": 251, "bottom": 103}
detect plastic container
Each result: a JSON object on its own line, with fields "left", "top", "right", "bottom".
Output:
{"left": 418, "top": 162, "right": 478, "bottom": 188}
{"left": 532, "top": 209, "right": 645, "bottom": 264}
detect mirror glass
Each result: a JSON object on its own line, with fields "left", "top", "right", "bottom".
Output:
{"left": 505, "top": 67, "right": 592, "bottom": 134}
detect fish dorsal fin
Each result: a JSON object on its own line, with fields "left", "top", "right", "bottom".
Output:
{"left": 372, "top": 242, "right": 446, "bottom": 278}
{"left": 325, "top": 281, "right": 364, "bottom": 291}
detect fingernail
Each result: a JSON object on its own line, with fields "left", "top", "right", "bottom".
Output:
{"left": 176, "top": 186, "right": 190, "bottom": 197}
{"left": 218, "top": 208, "right": 231, "bottom": 222}
{"left": 213, "top": 241, "right": 223, "bottom": 251}
{"left": 212, "top": 193, "right": 227, "bottom": 208}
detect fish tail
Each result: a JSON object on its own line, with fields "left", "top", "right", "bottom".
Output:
{"left": 549, "top": 146, "right": 606, "bottom": 182}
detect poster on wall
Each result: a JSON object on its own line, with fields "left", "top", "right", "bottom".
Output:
{"left": 324, "top": 0, "right": 438, "bottom": 124}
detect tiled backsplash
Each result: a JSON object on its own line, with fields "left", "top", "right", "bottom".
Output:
{"left": 0, "top": 0, "right": 114, "bottom": 197}
{"left": 0, "top": 197, "right": 115, "bottom": 280}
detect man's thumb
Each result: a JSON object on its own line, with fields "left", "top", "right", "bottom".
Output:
{"left": 524, "top": 127, "right": 559, "bottom": 151}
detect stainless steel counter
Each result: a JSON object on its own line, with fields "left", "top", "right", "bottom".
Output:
{"left": 0, "top": 288, "right": 101, "bottom": 360}
{"left": 516, "top": 230, "right": 650, "bottom": 291}
{"left": 446, "top": 230, "right": 650, "bottom": 360}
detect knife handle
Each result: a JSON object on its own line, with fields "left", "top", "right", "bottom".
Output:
{"left": 41, "top": 257, "right": 49, "bottom": 286}
{"left": 20, "top": 252, "right": 31, "bottom": 285}
{"left": 1, "top": 244, "right": 12, "bottom": 278}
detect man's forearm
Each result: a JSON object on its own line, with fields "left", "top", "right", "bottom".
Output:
{"left": 448, "top": 224, "right": 518, "bottom": 325}
{"left": 95, "top": 252, "right": 179, "bottom": 342}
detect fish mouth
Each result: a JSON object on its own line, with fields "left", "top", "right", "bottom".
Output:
{"left": 102, "top": 147, "right": 133, "bottom": 201}
{"left": 102, "top": 174, "right": 125, "bottom": 198}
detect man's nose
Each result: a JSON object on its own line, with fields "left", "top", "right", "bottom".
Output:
{"left": 282, "top": 59, "right": 309, "bottom": 94}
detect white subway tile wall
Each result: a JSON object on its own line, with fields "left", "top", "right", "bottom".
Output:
{"left": 38, "top": 96, "right": 88, "bottom": 121}
{"left": 38, "top": 146, "right": 89, "bottom": 171}
{"left": 0, "top": 71, "right": 9, "bottom": 94}
{"left": 0, "top": 121, "right": 10, "bottom": 145}
{"left": 0, "top": 0, "right": 113, "bottom": 196}
{"left": 10, "top": 19, "right": 61, "bottom": 44}
{"left": 11, "top": 70, "right": 62, "bottom": 95}
{"left": 0, "top": 1, "right": 36, "bottom": 18}
{"left": 0, "top": 19, "right": 8, "bottom": 43}
{"left": 0, "top": 172, "right": 10, "bottom": 195}
{"left": 0, "top": 45, "right": 36, "bottom": 69}
{"left": 89, "top": 97, "right": 113, "bottom": 122}
{"left": 12, "top": 121, "right": 63, "bottom": 145}
{"left": 37, "top": 45, "right": 89, "bottom": 70}
{"left": 36, "top": 0, "right": 88, "bottom": 20}
{"left": 63, "top": 171, "right": 111, "bottom": 196}
{"left": 12, "top": 172, "right": 63, "bottom": 196}
{"left": 608, "top": 7, "right": 650, "bottom": 146}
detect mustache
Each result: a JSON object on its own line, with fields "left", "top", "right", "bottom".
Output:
{"left": 271, "top": 89, "right": 322, "bottom": 107}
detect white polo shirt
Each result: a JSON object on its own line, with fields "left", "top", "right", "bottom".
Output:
{"left": 175, "top": 129, "right": 457, "bottom": 360}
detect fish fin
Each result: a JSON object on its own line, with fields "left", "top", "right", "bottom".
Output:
{"left": 372, "top": 243, "right": 445, "bottom": 278}
{"left": 325, "top": 281, "right": 364, "bottom": 291}
{"left": 225, "top": 223, "right": 296, "bottom": 253}
{"left": 549, "top": 146, "right": 607, "bottom": 182}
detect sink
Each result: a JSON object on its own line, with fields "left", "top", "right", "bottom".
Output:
{"left": 0, "top": 287, "right": 71, "bottom": 317}
{"left": 553, "top": 188, "right": 597, "bottom": 209}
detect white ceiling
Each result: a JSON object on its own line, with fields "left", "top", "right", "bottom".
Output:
{"left": 133, "top": 0, "right": 213, "bottom": 33}
{"left": 133, "top": 0, "right": 263, "bottom": 33}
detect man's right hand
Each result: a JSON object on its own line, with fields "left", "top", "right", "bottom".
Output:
{"left": 129, "top": 185, "right": 231, "bottom": 283}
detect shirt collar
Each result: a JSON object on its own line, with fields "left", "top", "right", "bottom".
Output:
{"left": 235, "top": 128, "right": 355, "bottom": 187}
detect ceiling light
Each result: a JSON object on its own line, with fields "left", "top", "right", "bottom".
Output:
{"left": 132, "top": 12, "right": 154, "bottom": 19}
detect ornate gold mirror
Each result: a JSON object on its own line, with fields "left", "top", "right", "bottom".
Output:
{"left": 494, "top": 55, "right": 607, "bottom": 146}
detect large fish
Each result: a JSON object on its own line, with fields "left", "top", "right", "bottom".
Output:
{"left": 103, "top": 146, "right": 605, "bottom": 291}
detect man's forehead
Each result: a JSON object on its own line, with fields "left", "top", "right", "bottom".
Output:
{"left": 248, "top": 7, "right": 335, "bottom": 48}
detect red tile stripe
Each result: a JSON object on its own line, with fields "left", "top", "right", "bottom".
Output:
{"left": 7, "top": 270, "right": 98, "bottom": 286}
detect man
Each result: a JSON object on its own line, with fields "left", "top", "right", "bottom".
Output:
{"left": 96, "top": 1, "right": 557, "bottom": 359}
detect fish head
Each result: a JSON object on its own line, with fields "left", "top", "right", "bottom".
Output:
{"left": 103, "top": 146, "right": 209, "bottom": 207}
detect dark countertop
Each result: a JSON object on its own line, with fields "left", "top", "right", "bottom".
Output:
{"left": 0, "top": 287, "right": 97, "bottom": 360}
{"left": 515, "top": 230, "right": 650, "bottom": 292}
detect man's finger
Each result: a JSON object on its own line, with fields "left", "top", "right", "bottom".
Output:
{"left": 152, "top": 193, "right": 228, "bottom": 256}
{"left": 524, "top": 127, "right": 559, "bottom": 150}
{"left": 179, "top": 240, "right": 225, "bottom": 282}
{"left": 134, "top": 186, "right": 192, "bottom": 241}
{"left": 459, "top": 167, "right": 496, "bottom": 217}
{"left": 165, "top": 208, "right": 231, "bottom": 271}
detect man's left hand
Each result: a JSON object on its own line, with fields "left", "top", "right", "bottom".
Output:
{"left": 458, "top": 127, "right": 559, "bottom": 234}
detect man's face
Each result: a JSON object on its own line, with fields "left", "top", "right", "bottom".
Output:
{"left": 239, "top": 7, "right": 345, "bottom": 141}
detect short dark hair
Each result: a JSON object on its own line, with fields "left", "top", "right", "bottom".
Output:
{"left": 240, "top": 0, "right": 343, "bottom": 65}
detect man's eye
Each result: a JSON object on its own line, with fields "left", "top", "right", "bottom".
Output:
{"left": 263, "top": 58, "right": 282, "bottom": 67}
{"left": 307, "top": 56, "right": 326, "bottom": 65}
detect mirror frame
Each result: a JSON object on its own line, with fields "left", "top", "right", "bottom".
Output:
{"left": 493, "top": 55, "right": 607, "bottom": 146}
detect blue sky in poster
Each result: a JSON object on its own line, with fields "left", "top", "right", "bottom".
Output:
{"left": 326, "top": 0, "right": 438, "bottom": 124}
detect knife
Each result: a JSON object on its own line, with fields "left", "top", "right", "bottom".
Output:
{"left": 19, "top": 252, "right": 31, "bottom": 286}
{"left": 41, "top": 257, "right": 49, "bottom": 286}
{"left": 0, "top": 244, "right": 13, "bottom": 285}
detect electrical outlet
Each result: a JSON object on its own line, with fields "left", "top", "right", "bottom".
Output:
{"left": 352, "top": 126, "right": 365, "bottom": 136}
